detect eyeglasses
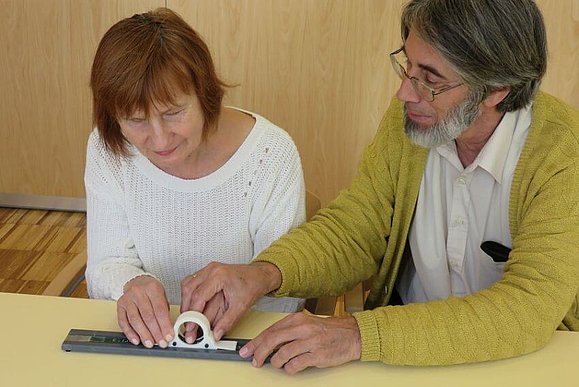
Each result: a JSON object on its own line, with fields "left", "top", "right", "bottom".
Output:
{"left": 389, "top": 47, "right": 463, "bottom": 102}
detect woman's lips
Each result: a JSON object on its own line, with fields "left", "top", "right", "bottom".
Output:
{"left": 154, "top": 146, "right": 178, "bottom": 157}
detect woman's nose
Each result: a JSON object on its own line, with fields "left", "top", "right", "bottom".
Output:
{"left": 149, "top": 121, "right": 172, "bottom": 149}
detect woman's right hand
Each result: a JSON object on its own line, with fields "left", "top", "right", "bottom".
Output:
{"left": 117, "top": 275, "right": 174, "bottom": 348}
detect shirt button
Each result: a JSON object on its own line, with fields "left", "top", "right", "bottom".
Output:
{"left": 456, "top": 176, "right": 466, "bottom": 185}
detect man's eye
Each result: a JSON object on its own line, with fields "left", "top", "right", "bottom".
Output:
{"left": 424, "top": 77, "right": 442, "bottom": 88}
{"left": 128, "top": 117, "right": 146, "bottom": 123}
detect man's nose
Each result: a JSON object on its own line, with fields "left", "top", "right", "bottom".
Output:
{"left": 396, "top": 77, "right": 421, "bottom": 103}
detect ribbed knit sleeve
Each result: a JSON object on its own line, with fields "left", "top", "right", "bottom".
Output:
{"left": 249, "top": 130, "right": 306, "bottom": 257}
{"left": 85, "top": 132, "right": 150, "bottom": 300}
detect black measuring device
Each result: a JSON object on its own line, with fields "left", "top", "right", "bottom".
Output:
{"left": 62, "top": 328, "right": 254, "bottom": 361}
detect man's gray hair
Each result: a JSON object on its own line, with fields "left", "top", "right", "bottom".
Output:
{"left": 401, "top": 0, "right": 547, "bottom": 112}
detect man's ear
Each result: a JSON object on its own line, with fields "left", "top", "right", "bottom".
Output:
{"left": 482, "top": 87, "right": 510, "bottom": 108}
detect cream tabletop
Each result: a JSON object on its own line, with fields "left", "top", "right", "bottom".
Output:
{"left": 1, "top": 292, "right": 577, "bottom": 387}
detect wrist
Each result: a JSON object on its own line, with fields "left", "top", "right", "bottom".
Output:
{"left": 345, "top": 316, "right": 362, "bottom": 361}
{"left": 251, "top": 261, "right": 282, "bottom": 294}
{"left": 122, "top": 273, "right": 156, "bottom": 293}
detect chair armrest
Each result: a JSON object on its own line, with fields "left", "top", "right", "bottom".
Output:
{"left": 43, "top": 251, "right": 87, "bottom": 297}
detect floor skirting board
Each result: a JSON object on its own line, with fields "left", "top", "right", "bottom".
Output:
{"left": 0, "top": 193, "right": 86, "bottom": 212}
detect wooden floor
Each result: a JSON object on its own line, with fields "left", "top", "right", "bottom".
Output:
{"left": 0, "top": 207, "right": 88, "bottom": 298}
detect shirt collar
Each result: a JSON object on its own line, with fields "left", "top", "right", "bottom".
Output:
{"left": 435, "top": 105, "right": 532, "bottom": 183}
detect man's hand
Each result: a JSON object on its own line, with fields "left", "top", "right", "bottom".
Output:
{"left": 239, "top": 313, "right": 362, "bottom": 374}
{"left": 117, "top": 275, "right": 173, "bottom": 348}
{"left": 180, "top": 261, "right": 282, "bottom": 340}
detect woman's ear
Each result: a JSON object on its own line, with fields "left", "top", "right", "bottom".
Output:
{"left": 482, "top": 87, "right": 510, "bottom": 108}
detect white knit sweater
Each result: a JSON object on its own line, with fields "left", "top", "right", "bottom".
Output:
{"left": 85, "top": 110, "right": 306, "bottom": 312}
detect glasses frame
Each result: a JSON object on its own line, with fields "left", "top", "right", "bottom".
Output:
{"left": 389, "top": 47, "right": 463, "bottom": 102}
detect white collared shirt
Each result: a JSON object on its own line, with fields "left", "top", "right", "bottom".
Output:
{"left": 397, "top": 105, "right": 532, "bottom": 303}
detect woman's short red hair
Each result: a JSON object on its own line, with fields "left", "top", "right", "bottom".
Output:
{"left": 90, "top": 8, "right": 227, "bottom": 156}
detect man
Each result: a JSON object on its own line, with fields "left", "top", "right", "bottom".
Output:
{"left": 181, "top": 0, "right": 579, "bottom": 373}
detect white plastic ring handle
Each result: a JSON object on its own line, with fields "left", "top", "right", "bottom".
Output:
{"left": 170, "top": 311, "right": 237, "bottom": 351}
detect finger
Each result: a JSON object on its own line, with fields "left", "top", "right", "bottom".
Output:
{"left": 239, "top": 316, "right": 286, "bottom": 359}
{"left": 150, "top": 293, "right": 173, "bottom": 345}
{"left": 203, "top": 292, "right": 225, "bottom": 327}
{"left": 187, "top": 278, "right": 223, "bottom": 313}
{"left": 185, "top": 293, "right": 221, "bottom": 343}
{"left": 270, "top": 338, "right": 316, "bottom": 369}
{"left": 240, "top": 313, "right": 307, "bottom": 358}
{"left": 139, "top": 297, "right": 166, "bottom": 347}
{"left": 117, "top": 303, "right": 140, "bottom": 345}
{"left": 184, "top": 322, "right": 199, "bottom": 344}
{"left": 284, "top": 352, "right": 317, "bottom": 375}
{"left": 124, "top": 300, "right": 155, "bottom": 348}
{"left": 248, "top": 331, "right": 299, "bottom": 367}
{"left": 252, "top": 314, "right": 317, "bottom": 367}
{"left": 180, "top": 273, "right": 201, "bottom": 313}
{"left": 211, "top": 302, "right": 249, "bottom": 341}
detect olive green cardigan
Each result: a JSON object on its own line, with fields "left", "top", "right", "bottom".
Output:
{"left": 256, "top": 91, "right": 579, "bottom": 365}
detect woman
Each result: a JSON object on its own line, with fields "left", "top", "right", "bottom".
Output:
{"left": 85, "top": 8, "right": 305, "bottom": 349}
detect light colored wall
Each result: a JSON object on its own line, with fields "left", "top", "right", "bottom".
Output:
{"left": 1, "top": 0, "right": 577, "bottom": 205}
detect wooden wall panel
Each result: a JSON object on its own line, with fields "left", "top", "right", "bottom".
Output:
{"left": 1, "top": 0, "right": 577, "bottom": 205}
{"left": 169, "top": 0, "right": 404, "bottom": 204}
{"left": 0, "top": 0, "right": 162, "bottom": 199}
{"left": 538, "top": 1, "right": 579, "bottom": 103}
{"left": 169, "top": 0, "right": 579, "bottom": 205}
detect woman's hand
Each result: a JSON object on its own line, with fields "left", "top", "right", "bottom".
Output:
{"left": 117, "top": 275, "right": 174, "bottom": 348}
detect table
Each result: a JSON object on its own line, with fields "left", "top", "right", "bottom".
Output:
{"left": 1, "top": 292, "right": 577, "bottom": 386}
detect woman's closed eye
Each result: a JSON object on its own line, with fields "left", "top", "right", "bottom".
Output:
{"left": 128, "top": 117, "right": 147, "bottom": 123}
{"left": 163, "top": 108, "right": 186, "bottom": 120}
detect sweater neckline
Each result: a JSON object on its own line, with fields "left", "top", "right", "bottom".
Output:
{"left": 130, "top": 108, "right": 267, "bottom": 193}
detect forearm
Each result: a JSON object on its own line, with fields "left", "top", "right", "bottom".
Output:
{"left": 86, "top": 259, "right": 148, "bottom": 300}
{"left": 255, "top": 189, "right": 388, "bottom": 298}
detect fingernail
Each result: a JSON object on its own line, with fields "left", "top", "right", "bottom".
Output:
{"left": 239, "top": 347, "right": 248, "bottom": 357}
{"left": 186, "top": 336, "right": 194, "bottom": 344}
{"left": 165, "top": 334, "right": 173, "bottom": 342}
{"left": 144, "top": 340, "right": 153, "bottom": 348}
{"left": 131, "top": 338, "right": 139, "bottom": 345}
{"left": 252, "top": 358, "right": 257, "bottom": 367}
{"left": 214, "top": 330, "right": 223, "bottom": 340}
{"left": 159, "top": 340, "right": 167, "bottom": 348}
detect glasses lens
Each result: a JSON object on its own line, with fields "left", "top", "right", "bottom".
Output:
{"left": 410, "top": 79, "right": 434, "bottom": 101}
{"left": 390, "top": 57, "right": 404, "bottom": 80}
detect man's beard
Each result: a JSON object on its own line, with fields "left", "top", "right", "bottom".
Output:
{"left": 404, "top": 94, "right": 481, "bottom": 148}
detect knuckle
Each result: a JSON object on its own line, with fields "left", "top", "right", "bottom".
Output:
{"left": 285, "top": 357, "right": 307, "bottom": 374}
{"left": 207, "top": 261, "right": 220, "bottom": 271}
{"left": 270, "top": 355, "right": 285, "bottom": 369}
{"left": 181, "top": 275, "right": 193, "bottom": 287}
{"left": 291, "top": 312, "right": 308, "bottom": 323}
{"left": 275, "top": 345, "right": 291, "bottom": 360}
